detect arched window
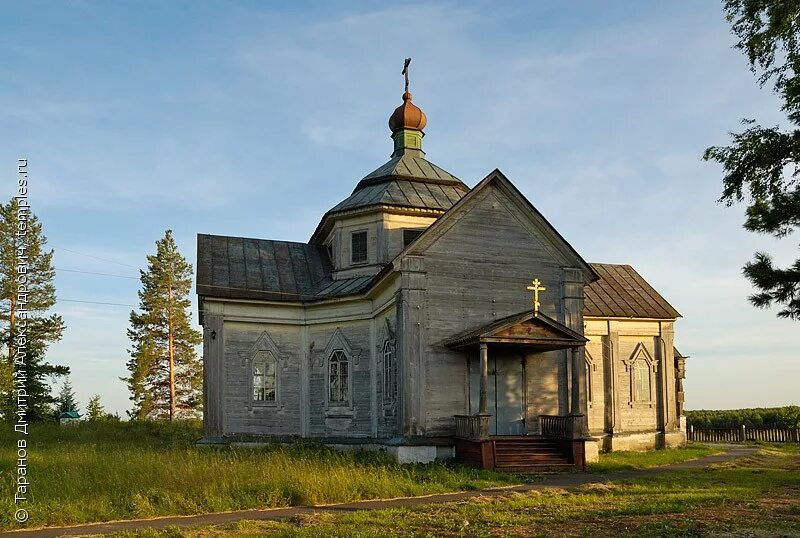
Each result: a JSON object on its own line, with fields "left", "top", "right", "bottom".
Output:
{"left": 382, "top": 340, "right": 396, "bottom": 404}
{"left": 328, "top": 349, "right": 349, "bottom": 405}
{"left": 633, "top": 360, "right": 651, "bottom": 402}
{"left": 253, "top": 351, "right": 277, "bottom": 402}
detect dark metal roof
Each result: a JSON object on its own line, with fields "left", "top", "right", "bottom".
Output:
{"left": 197, "top": 234, "right": 330, "bottom": 302}
{"left": 326, "top": 150, "right": 469, "bottom": 215}
{"left": 196, "top": 234, "right": 379, "bottom": 302}
{"left": 584, "top": 263, "right": 681, "bottom": 319}
{"left": 329, "top": 178, "right": 467, "bottom": 214}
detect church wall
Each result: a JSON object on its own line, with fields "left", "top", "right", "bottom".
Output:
{"left": 415, "top": 185, "right": 581, "bottom": 435}
{"left": 375, "top": 307, "right": 400, "bottom": 438}
{"left": 222, "top": 321, "right": 303, "bottom": 436}
{"left": 585, "top": 339, "right": 606, "bottom": 434}
{"left": 307, "top": 321, "right": 373, "bottom": 438}
{"left": 584, "top": 318, "right": 682, "bottom": 441}
{"left": 203, "top": 283, "right": 401, "bottom": 441}
{"left": 617, "top": 336, "right": 658, "bottom": 432}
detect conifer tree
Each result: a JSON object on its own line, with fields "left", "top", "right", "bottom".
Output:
{"left": 704, "top": 1, "right": 800, "bottom": 320}
{"left": 124, "top": 230, "right": 202, "bottom": 420}
{"left": 0, "top": 198, "right": 67, "bottom": 420}
{"left": 86, "top": 394, "right": 105, "bottom": 421}
{"left": 56, "top": 376, "right": 79, "bottom": 414}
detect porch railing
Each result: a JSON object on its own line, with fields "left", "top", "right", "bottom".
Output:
{"left": 454, "top": 414, "right": 491, "bottom": 440}
{"left": 540, "top": 414, "right": 587, "bottom": 439}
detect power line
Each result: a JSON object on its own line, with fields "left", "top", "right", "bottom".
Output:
{"left": 56, "top": 267, "right": 139, "bottom": 280}
{"left": 52, "top": 246, "right": 139, "bottom": 269}
{"left": 61, "top": 299, "right": 137, "bottom": 308}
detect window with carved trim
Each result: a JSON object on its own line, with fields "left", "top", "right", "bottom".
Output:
{"left": 253, "top": 351, "right": 277, "bottom": 402}
{"left": 328, "top": 349, "right": 350, "bottom": 405}
{"left": 633, "top": 360, "right": 651, "bottom": 402}
{"left": 382, "top": 340, "right": 396, "bottom": 404}
{"left": 585, "top": 360, "right": 593, "bottom": 405}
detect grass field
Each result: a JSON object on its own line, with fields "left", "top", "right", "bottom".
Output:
{"left": 586, "top": 443, "right": 721, "bottom": 473}
{"left": 1, "top": 421, "right": 518, "bottom": 530}
{"left": 1, "top": 421, "right": 733, "bottom": 532}
{"left": 113, "top": 444, "right": 800, "bottom": 537}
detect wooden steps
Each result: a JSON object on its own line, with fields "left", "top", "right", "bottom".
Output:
{"left": 453, "top": 436, "right": 581, "bottom": 473}
{"left": 491, "top": 437, "right": 577, "bottom": 473}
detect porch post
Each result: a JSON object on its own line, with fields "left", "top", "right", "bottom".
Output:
{"left": 570, "top": 346, "right": 588, "bottom": 438}
{"left": 479, "top": 342, "right": 489, "bottom": 414}
{"left": 570, "top": 347, "right": 581, "bottom": 414}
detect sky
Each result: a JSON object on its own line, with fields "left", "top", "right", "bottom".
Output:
{"left": 1, "top": 1, "right": 798, "bottom": 417}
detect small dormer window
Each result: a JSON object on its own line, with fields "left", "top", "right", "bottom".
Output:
{"left": 351, "top": 231, "right": 367, "bottom": 264}
{"left": 403, "top": 228, "right": 424, "bottom": 248}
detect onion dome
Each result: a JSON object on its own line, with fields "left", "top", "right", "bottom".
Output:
{"left": 389, "top": 92, "right": 427, "bottom": 132}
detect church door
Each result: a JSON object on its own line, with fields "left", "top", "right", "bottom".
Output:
{"left": 470, "top": 354, "right": 526, "bottom": 435}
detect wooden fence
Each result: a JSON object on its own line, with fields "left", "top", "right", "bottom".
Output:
{"left": 688, "top": 425, "right": 800, "bottom": 443}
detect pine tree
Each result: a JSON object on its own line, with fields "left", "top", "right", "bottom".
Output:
{"left": 86, "top": 394, "right": 105, "bottom": 421}
{"left": 0, "top": 198, "right": 67, "bottom": 420}
{"left": 56, "top": 376, "right": 79, "bottom": 414}
{"left": 123, "top": 230, "right": 202, "bottom": 420}
{"left": 704, "top": 1, "right": 800, "bottom": 320}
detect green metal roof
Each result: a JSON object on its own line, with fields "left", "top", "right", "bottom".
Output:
{"left": 59, "top": 410, "right": 81, "bottom": 419}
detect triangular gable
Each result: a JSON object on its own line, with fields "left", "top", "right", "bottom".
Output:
{"left": 441, "top": 310, "right": 587, "bottom": 350}
{"left": 399, "top": 169, "right": 599, "bottom": 283}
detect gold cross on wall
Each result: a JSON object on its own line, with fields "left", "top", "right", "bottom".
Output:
{"left": 526, "top": 278, "right": 546, "bottom": 315}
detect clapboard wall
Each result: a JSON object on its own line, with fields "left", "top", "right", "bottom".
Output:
{"left": 406, "top": 183, "right": 588, "bottom": 436}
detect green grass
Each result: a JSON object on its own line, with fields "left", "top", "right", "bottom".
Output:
{"left": 0, "top": 421, "right": 516, "bottom": 530}
{"left": 113, "top": 444, "right": 800, "bottom": 537}
{"left": 587, "top": 443, "right": 721, "bottom": 473}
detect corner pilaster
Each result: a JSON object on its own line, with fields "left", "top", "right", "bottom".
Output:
{"left": 397, "top": 255, "right": 426, "bottom": 437}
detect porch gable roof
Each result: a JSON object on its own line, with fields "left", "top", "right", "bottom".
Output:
{"left": 441, "top": 310, "right": 588, "bottom": 350}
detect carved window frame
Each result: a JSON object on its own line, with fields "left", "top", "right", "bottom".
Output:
{"left": 622, "top": 343, "right": 657, "bottom": 408}
{"left": 382, "top": 339, "right": 396, "bottom": 404}
{"left": 585, "top": 349, "right": 597, "bottom": 408}
{"left": 328, "top": 349, "right": 350, "bottom": 406}
{"left": 241, "top": 331, "right": 285, "bottom": 410}
{"left": 321, "top": 328, "right": 358, "bottom": 413}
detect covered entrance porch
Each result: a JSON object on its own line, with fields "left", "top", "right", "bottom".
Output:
{"left": 443, "top": 310, "right": 594, "bottom": 471}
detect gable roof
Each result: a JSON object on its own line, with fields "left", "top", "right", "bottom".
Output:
{"left": 441, "top": 309, "right": 587, "bottom": 350}
{"left": 584, "top": 263, "right": 681, "bottom": 319}
{"left": 401, "top": 169, "right": 599, "bottom": 282}
{"left": 59, "top": 410, "right": 80, "bottom": 419}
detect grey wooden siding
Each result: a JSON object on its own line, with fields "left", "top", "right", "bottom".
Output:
{"left": 376, "top": 312, "right": 399, "bottom": 438}
{"left": 585, "top": 340, "right": 606, "bottom": 433}
{"left": 308, "top": 323, "right": 373, "bottom": 438}
{"left": 617, "top": 337, "right": 658, "bottom": 432}
{"left": 419, "top": 187, "right": 576, "bottom": 435}
{"left": 222, "top": 323, "right": 303, "bottom": 436}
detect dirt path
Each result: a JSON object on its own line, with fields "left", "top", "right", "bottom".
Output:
{"left": 1, "top": 445, "right": 755, "bottom": 538}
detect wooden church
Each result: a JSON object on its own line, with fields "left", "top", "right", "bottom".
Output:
{"left": 196, "top": 68, "right": 687, "bottom": 470}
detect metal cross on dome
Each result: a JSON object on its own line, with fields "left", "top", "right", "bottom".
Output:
{"left": 402, "top": 57, "right": 411, "bottom": 93}
{"left": 526, "top": 278, "right": 546, "bottom": 315}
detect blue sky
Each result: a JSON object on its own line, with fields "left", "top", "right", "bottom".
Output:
{"left": 1, "top": 1, "right": 798, "bottom": 416}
